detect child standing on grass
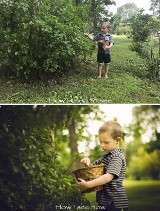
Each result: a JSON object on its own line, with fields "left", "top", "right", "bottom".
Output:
{"left": 77, "top": 121, "right": 128, "bottom": 211}
{"left": 84, "top": 22, "right": 114, "bottom": 79}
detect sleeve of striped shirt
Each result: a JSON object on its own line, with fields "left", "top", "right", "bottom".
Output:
{"left": 93, "top": 34, "right": 99, "bottom": 41}
{"left": 107, "top": 156, "right": 122, "bottom": 179}
{"left": 92, "top": 157, "right": 102, "bottom": 165}
{"left": 110, "top": 35, "right": 114, "bottom": 44}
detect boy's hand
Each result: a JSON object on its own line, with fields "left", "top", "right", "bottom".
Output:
{"left": 84, "top": 33, "right": 89, "bottom": 37}
{"left": 77, "top": 178, "right": 89, "bottom": 192}
{"left": 103, "top": 45, "right": 110, "bottom": 50}
{"left": 80, "top": 157, "right": 90, "bottom": 167}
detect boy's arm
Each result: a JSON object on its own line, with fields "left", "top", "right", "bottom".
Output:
{"left": 77, "top": 173, "right": 114, "bottom": 192}
{"left": 80, "top": 157, "right": 91, "bottom": 167}
{"left": 104, "top": 42, "right": 113, "bottom": 50}
{"left": 84, "top": 33, "right": 94, "bottom": 41}
{"left": 81, "top": 157, "right": 102, "bottom": 167}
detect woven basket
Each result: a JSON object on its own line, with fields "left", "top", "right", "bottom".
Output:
{"left": 98, "top": 40, "right": 110, "bottom": 51}
{"left": 72, "top": 164, "right": 105, "bottom": 193}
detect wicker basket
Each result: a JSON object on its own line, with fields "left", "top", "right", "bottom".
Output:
{"left": 98, "top": 40, "right": 110, "bottom": 51}
{"left": 72, "top": 164, "right": 105, "bottom": 193}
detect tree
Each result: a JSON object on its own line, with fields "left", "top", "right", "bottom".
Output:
{"left": 85, "top": 0, "right": 115, "bottom": 33}
{"left": 129, "top": 12, "right": 153, "bottom": 43}
{"left": 129, "top": 12, "right": 154, "bottom": 58}
{"left": 110, "top": 3, "right": 140, "bottom": 35}
{"left": 150, "top": 0, "right": 160, "bottom": 17}
{"left": 117, "top": 3, "right": 140, "bottom": 23}
{"left": 110, "top": 13, "right": 122, "bottom": 34}
{"left": 125, "top": 105, "right": 160, "bottom": 179}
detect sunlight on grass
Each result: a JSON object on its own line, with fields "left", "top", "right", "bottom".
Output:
{"left": 84, "top": 180, "right": 160, "bottom": 211}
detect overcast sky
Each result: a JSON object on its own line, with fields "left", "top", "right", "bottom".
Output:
{"left": 108, "top": 0, "right": 152, "bottom": 14}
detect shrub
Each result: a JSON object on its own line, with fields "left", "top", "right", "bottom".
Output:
{"left": 129, "top": 12, "right": 160, "bottom": 81}
{"left": 0, "top": 0, "right": 94, "bottom": 80}
{"left": 0, "top": 106, "right": 89, "bottom": 210}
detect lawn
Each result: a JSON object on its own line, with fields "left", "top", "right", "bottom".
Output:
{"left": 84, "top": 180, "right": 160, "bottom": 211}
{"left": 0, "top": 35, "right": 159, "bottom": 104}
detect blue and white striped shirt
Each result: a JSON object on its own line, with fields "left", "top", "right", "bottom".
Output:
{"left": 93, "top": 148, "right": 128, "bottom": 208}
{"left": 93, "top": 33, "right": 114, "bottom": 54}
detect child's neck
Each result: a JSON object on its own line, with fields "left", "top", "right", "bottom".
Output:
{"left": 103, "top": 32, "right": 109, "bottom": 35}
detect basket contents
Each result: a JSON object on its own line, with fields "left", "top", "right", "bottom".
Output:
{"left": 98, "top": 40, "right": 110, "bottom": 51}
{"left": 72, "top": 164, "right": 105, "bottom": 193}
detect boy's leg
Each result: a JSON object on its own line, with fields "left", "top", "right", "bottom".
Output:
{"left": 97, "top": 52, "right": 104, "bottom": 78}
{"left": 98, "top": 63, "right": 103, "bottom": 78}
{"left": 104, "top": 64, "right": 109, "bottom": 78}
{"left": 104, "top": 53, "right": 111, "bottom": 78}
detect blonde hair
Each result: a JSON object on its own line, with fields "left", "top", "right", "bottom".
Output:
{"left": 99, "top": 121, "right": 123, "bottom": 140}
{"left": 102, "top": 22, "right": 111, "bottom": 29}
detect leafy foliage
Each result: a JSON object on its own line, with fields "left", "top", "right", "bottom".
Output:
{"left": 124, "top": 105, "right": 160, "bottom": 180}
{"left": 0, "top": 105, "right": 92, "bottom": 210}
{"left": 117, "top": 3, "right": 140, "bottom": 22}
{"left": 129, "top": 13, "right": 153, "bottom": 43}
{"left": 129, "top": 13, "right": 160, "bottom": 81}
{"left": 0, "top": 0, "right": 94, "bottom": 80}
{"left": 0, "top": 35, "right": 159, "bottom": 104}
{"left": 150, "top": 0, "right": 160, "bottom": 16}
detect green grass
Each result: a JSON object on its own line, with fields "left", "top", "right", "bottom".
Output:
{"left": 84, "top": 180, "right": 160, "bottom": 211}
{"left": 0, "top": 35, "right": 159, "bottom": 104}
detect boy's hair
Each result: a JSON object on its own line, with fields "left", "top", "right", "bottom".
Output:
{"left": 99, "top": 121, "right": 123, "bottom": 140}
{"left": 102, "top": 22, "right": 111, "bottom": 29}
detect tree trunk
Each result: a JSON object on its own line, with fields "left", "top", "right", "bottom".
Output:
{"left": 92, "top": 0, "right": 97, "bottom": 33}
{"left": 68, "top": 121, "right": 81, "bottom": 170}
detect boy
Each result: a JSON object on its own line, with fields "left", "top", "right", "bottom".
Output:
{"left": 77, "top": 121, "right": 128, "bottom": 211}
{"left": 84, "top": 22, "right": 114, "bottom": 79}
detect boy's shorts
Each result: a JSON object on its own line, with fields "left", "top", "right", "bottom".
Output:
{"left": 97, "top": 51, "right": 111, "bottom": 64}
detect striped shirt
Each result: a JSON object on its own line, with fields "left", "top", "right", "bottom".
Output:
{"left": 93, "top": 33, "right": 114, "bottom": 54}
{"left": 93, "top": 148, "right": 128, "bottom": 208}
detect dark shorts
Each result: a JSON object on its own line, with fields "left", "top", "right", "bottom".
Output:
{"left": 98, "top": 202, "right": 128, "bottom": 211}
{"left": 97, "top": 51, "right": 111, "bottom": 64}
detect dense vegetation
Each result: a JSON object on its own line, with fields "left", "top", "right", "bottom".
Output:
{"left": 0, "top": 105, "right": 160, "bottom": 210}
{"left": 0, "top": 35, "right": 159, "bottom": 104}
{"left": 0, "top": 0, "right": 159, "bottom": 81}
{"left": 0, "top": 0, "right": 159, "bottom": 104}
{"left": 0, "top": 105, "right": 96, "bottom": 210}
{"left": 0, "top": 0, "right": 95, "bottom": 79}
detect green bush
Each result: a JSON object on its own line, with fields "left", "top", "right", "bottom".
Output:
{"left": 129, "top": 13, "right": 160, "bottom": 81}
{"left": 0, "top": 106, "right": 89, "bottom": 210}
{"left": 0, "top": 0, "right": 94, "bottom": 80}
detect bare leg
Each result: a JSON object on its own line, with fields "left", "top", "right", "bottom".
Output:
{"left": 98, "top": 63, "right": 103, "bottom": 78}
{"left": 104, "top": 64, "right": 109, "bottom": 78}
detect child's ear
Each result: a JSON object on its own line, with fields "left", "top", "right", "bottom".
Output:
{"left": 116, "top": 137, "right": 121, "bottom": 143}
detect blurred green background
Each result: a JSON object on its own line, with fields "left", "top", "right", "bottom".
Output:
{"left": 86, "top": 180, "right": 160, "bottom": 211}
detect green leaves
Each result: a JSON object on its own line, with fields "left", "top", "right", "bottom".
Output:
{"left": 0, "top": 105, "right": 99, "bottom": 209}
{"left": 130, "top": 13, "right": 153, "bottom": 42}
{"left": 0, "top": 0, "right": 93, "bottom": 80}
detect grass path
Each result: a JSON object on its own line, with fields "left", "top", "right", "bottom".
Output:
{"left": 0, "top": 36, "right": 159, "bottom": 104}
